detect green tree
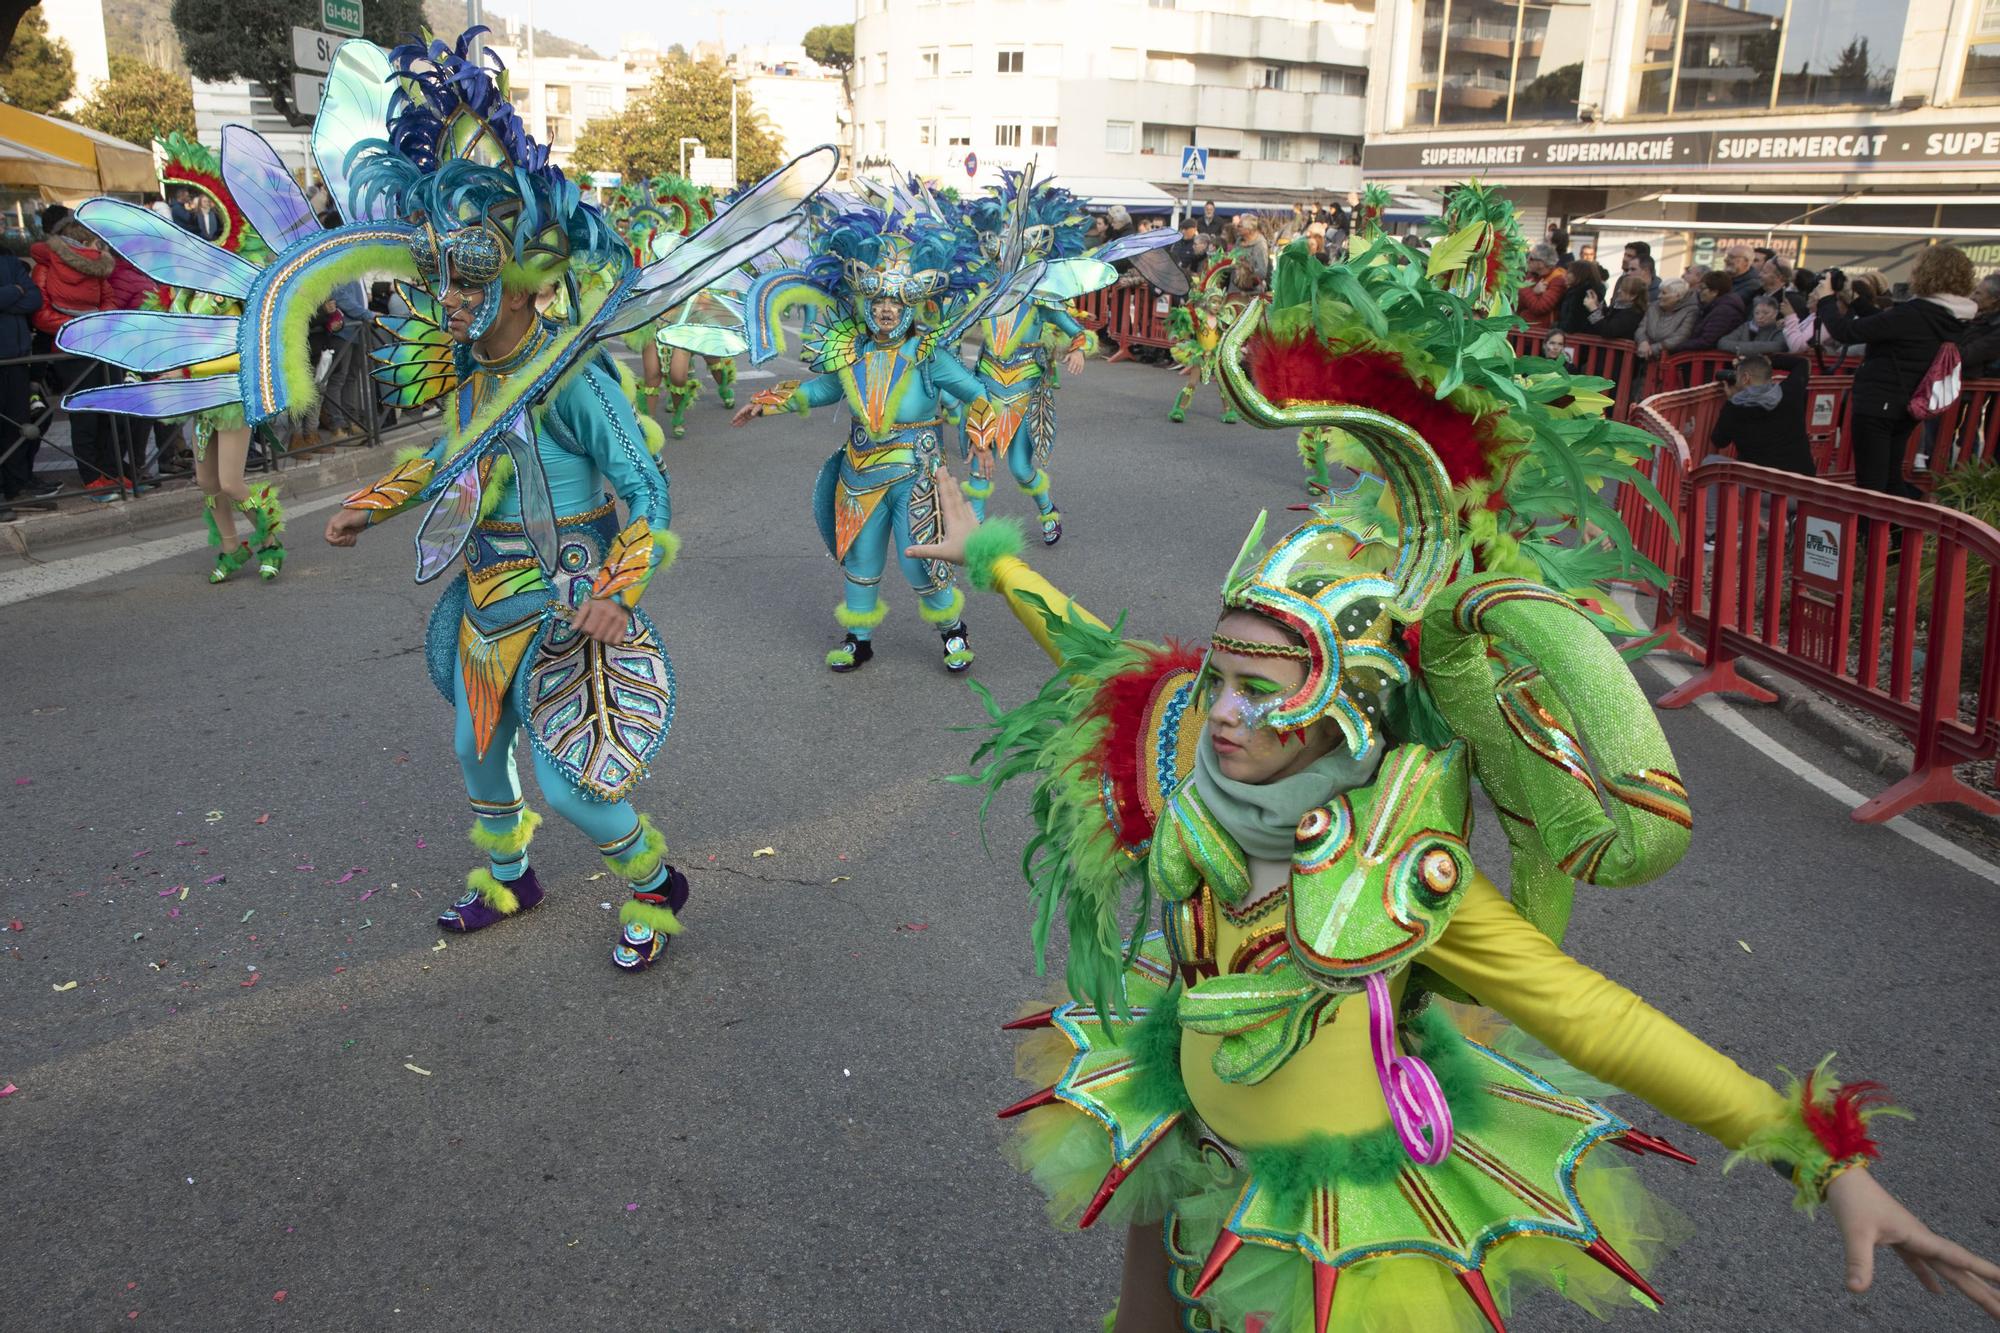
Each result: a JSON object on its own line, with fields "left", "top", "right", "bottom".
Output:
{"left": 76, "top": 55, "right": 195, "bottom": 144}
{"left": 0, "top": 8, "right": 77, "bottom": 113}
{"left": 574, "top": 54, "right": 787, "bottom": 186}
{"left": 172, "top": 0, "right": 427, "bottom": 123}
{"left": 801, "top": 22, "right": 852, "bottom": 74}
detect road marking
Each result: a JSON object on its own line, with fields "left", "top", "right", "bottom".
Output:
{"left": 1642, "top": 654, "right": 2000, "bottom": 887}
{"left": 0, "top": 491, "right": 350, "bottom": 608}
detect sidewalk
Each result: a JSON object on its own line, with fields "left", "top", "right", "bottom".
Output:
{"left": 0, "top": 420, "right": 432, "bottom": 559}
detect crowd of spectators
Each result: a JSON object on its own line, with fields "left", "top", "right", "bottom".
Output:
{"left": 0, "top": 188, "right": 386, "bottom": 522}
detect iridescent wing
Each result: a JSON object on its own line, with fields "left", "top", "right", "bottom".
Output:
{"left": 1031, "top": 257, "right": 1119, "bottom": 302}
{"left": 598, "top": 146, "right": 838, "bottom": 342}
{"left": 654, "top": 291, "right": 749, "bottom": 359}
{"left": 413, "top": 459, "right": 483, "bottom": 585}
{"left": 221, "top": 125, "right": 323, "bottom": 251}
{"left": 313, "top": 40, "right": 399, "bottom": 224}
{"left": 56, "top": 311, "right": 240, "bottom": 373}
{"left": 501, "top": 409, "right": 562, "bottom": 579}
{"left": 1091, "top": 230, "right": 1181, "bottom": 266}
{"left": 74, "top": 199, "right": 260, "bottom": 300}
{"left": 62, "top": 374, "right": 242, "bottom": 418}
{"left": 371, "top": 282, "right": 456, "bottom": 408}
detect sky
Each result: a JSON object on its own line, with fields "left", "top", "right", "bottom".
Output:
{"left": 483, "top": 0, "right": 852, "bottom": 58}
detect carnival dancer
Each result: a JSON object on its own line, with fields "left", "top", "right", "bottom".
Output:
{"left": 1167, "top": 252, "right": 1241, "bottom": 426}
{"left": 152, "top": 134, "right": 286, "bottom": 582}
{"left": 58, "top": 30, "right": 833, "bottom": 970}
{"left": 730, "top": 199, "right": 1004, "bottom": 674}
{"left": 616, "top": 176, "right": 746, "bottom": 439}
{"left": 908, "top": 211, "right": 2000, "bottom": 1330}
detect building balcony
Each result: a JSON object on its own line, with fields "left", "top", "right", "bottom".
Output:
{"left": 1309, "top": 97, "right": 1366, "bottom": 138}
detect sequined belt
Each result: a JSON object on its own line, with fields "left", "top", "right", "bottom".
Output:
{"left": 475, "top": 496, "right": 617, "bottom": 534}
{"left": 844, "top": 419, "right": 942, "bottom": 491}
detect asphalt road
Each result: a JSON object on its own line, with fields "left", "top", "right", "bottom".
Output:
{"left": 3, "top": 351, "right": 1998, "bottom": 1333}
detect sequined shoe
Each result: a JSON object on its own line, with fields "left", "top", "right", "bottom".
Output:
{"left": 210, "top": 542, "right": 254, "bottom": 583}
{"left": 827, "top": 633, "right": 875, "bottom": 673}
{"left": 613, "top": 867, "right": 690, "bottom": 972}
{"left": 438, "top": 866, "right": 545, "bottom": 933}
{"left": 1040, "top": 510, "right": 1062, "bottom": 546}
{"left": 939, "top": 620, "right": 973, "bottom": 673}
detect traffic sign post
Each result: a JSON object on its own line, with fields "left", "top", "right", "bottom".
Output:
{"left": 292, "top": 71, "right": 328, "bottom": 116}
{"left": 1179, "top": 146, "right": 1208, "bottom": 227}
{"left": 292, "top": 26, "right": 339, "bottom": 74}
{"left": 322, "top": 0, "right": 363, "bottom": 37}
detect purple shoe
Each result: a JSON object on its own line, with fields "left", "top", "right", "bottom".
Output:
{"left": 612, "top": 867, "right": 690, "bottom": 972}
{"left": 438, "top": 867, "right": 545, "bottom": 933}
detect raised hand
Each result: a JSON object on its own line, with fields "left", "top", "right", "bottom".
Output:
{"left": 905, "top": 467, "right": 980, "bottom": 567}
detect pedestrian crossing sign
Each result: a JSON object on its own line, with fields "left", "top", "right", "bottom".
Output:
{"left": 1180, "top": 146, "right": 1208, "bottom": 180}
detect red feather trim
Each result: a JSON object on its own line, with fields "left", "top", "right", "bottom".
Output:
{"left": 1244, "top": 330, "right": 1497, "bottom": 488}
{"left": 162, "top": 163, "right": 249, "bottom": 255}
{"left": 1088, "top": 641, "right": 1205, "bottom": 850}
{"left": 1800, "top": 1071, "right": 1893, "bottom": 1162}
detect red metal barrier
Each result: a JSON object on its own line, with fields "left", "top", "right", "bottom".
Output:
{"left": 1923, "top": 377, "right": 2000, "bottom": 475}
{"left": 1507, "top": 328, "right": 1547, "bottom": 358}
{"left": 1648, "top": 351, "right": 1737, "bottom": 396}
{"left": 1072, "top": 288, "right": 1112, "bottom": 333}
{"left": 1097, "top": 285, "right": 1174, "bottom": 362}
{"left": 1509, "top": 330, "right": 1643, "bottom": 420}
{"left": 1803, "top": 374, "right": 1853, "bottom": 477}
{"left": 1660, "top": 459, "right": 2000, "bottom": 822}
{"left": 1630, "top": 384, "right": 1722, "bottom": 658}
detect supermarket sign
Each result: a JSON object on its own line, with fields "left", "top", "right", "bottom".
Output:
{"left": 1364, "top": 120, "right": 2000, "bottom": 177}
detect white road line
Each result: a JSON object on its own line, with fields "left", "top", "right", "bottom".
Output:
{"left": 0, "top": 491, "right": 349, "bottom": 608}
{"left": 1642, "top": 653, "right": 2000, "bottom": 887}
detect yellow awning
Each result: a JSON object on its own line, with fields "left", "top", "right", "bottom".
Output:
{"left": 0, "top": 104, "right": 156, "bottom": 196}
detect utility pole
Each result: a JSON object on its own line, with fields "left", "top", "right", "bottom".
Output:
{"left": 730, "top": 81, "right": 739, "bottom": 190}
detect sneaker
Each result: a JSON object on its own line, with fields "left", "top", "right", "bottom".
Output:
{"left": 612, "top": 867, "right": 691, "bottom": 972}
{"left": 83, "top": 477, "right": 119, "bottom": 503}
{"left": 24, "top": 480, "right": 62, "bottom": 499}
{"left": 438, "top": 867, "right": 546, "bottom": 933}
{"left": 939, "top": 620, "right": 974, "bottom": 673}
{"left": 826, "top": 632, "right": 875, "bottom": 673}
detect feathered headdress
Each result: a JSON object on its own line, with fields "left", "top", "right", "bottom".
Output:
{"left": 966, "top": 168, "right": 1088, "bottom": 261}
{"left": 155, "top": 132, "right": 271, "bottom": 263}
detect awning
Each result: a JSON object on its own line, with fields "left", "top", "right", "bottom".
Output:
{"left": 1049, "top": 176, "right": 1179, "bottom": 211}
{"left": 0, "top": 104, "right": 156, "bottom": 197}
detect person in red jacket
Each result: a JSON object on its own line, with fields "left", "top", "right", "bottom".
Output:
{"left": 1515, "top": 241, "right": 1569, "bottom": 328}
{"left": 30, "top": 206, "right": 122, "bottom": 495}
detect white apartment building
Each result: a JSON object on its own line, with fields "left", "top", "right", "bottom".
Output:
{"left": 1362, "top": 0, "right": 2000, "bottom": 279}
{"left": 734, "top": 44, "right": 849, "bottom": 162}
{"left": 849, "top": 0, "right": 1374, "bottom": 209}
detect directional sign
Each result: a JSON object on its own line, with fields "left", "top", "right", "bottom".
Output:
{"left": 1180, "top": 146, "right": 1208, "bottom": 181}
{"left": 292, "top": 71, "right": 327, "bottom": 117}
{"left": 292, "top": 26, "right": 340, "bottom": 74}
{"left": 322, "top": 0, "right": 363, "bottom": 37}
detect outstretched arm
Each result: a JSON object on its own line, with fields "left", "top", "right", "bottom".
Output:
{"left": 730, "top": 371, "right": 841, "bottom": 427}
{"left": 906, "top": 467, "right": 1104, "bottom": 663}
{"left": 1426, "top": 874, "right": 2000, "bottom": 1318}
{"left": 327, "top": 437, "right": 446, "bottom": 545}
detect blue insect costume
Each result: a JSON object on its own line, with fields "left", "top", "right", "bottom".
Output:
{"left": 955, "top": 174, "right": 1092, "bottom": 544}
{"left": 742, "top": 199, "right": 1004, "bottom": 674}
{"left": 58, "top": 30, "right": 834, "bottom": 971}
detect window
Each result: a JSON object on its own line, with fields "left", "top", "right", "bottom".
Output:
{"left": 917, "top": 121, "right": 934, "bottom": 146}
{"left": 874, "top": 52, "right": 887, "bottom": 83}
{"left": 1406, "top": 0, "right": 1597, "bottom": 125}
{"left": 1149, "top": 0, "right": 1175, "bottom": 8}
{"left": 1630, "top": 0, "right": 1906, "bottom": 116}
{"left": 873, "top": 122, "right": 887, "bottom": 152}
{"left": 918, "top": 47, "right": 939, "bottom": 77}
{"left": 547, "top": 115, "right": 571, "bottom": 147}
{"left": 1030, "top": 123, "right": 1058, "bottom": 147}
{"left": 944, "top": 117, "right": 972, "bottom": 147}
{"left": 945, "top": 44, "right": 973, "bottom": 76}
{"left": 585, "top": 85, "right": 614, "bottom": 114}
{"left": 546, "top": 84, "right": 571, "bottom": 114}
{"left": 1108, "top": 47, "right": 1139, "bottom": 79}
{"left": 854, "top": 55, "right": 868, "bottom": 85}
{"left": 1262, "top": 64, "right": 1289, "bottom": 90}
{"left": 995, "top": 123, "right": 1023, "bottom": 147}
{"left": 1259, "top": 133, "right": 1294, "bottom": 160}
{"left": 997, "top": 47, "right": 1024, "bottom": 74}
{"left": 1318, "top": 68, "right": 1362, "bottom": 96}
{"left": 1968, "top": 0, "right": 2000, "bottom": 99}
{"left": 1316, "top": 136, "right": 1360, "bottom": 163}
{"left": 1141, "top": 123, "right": 1190, "bottom": 155}
{"left": 1105, "top": 120, "right": 1135, "bottom": 153}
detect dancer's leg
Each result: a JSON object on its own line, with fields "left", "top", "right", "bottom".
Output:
{"left": 829, "top": 501, "right": 892, "bottom": 671}
{"left": 892, "top": 482, "right": 972, "bottom": 671}
{"left": 440, "top": 670, "right": 547, "bottom": 932}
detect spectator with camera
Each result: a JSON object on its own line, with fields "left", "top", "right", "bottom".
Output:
{"left": 1555, "top": 259, "right": 1607, "bottom": 334}
{"left": 1583, "top": 272, "right": 1648, "bottom": 341}
{"left": 1710, "top": 352, "right": 1817, "bottom": 477}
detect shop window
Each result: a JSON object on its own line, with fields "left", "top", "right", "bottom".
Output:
{"left": 1964, "top": 0, "right": 2000, "bottom": 100}
{"left": 1633, "top": 0, "right": 1905, "bottom": 115}
{"left": 1404, "top": 0, "right": 1592, "bottom": 126}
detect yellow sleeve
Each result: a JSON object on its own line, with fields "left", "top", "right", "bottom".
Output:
{"left": 987, "top": 553, "right": 1109, "bottom": 664}
{"left": 1423, "top": 873, "right": 1790, "bottom": 1150}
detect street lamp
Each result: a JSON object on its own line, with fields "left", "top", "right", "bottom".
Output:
{"left": 679, "top": 137, "right": 703, "bottom": 176}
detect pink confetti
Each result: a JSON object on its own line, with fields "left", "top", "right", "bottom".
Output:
{"left": 255, "top": 813, "right": 270, "bottom": 825}
{"left": 415, "top": 838, "right": 426, "bottom": 849}
{"left": 896, "top": 922, "right": 930, "bottom": 933}
{"left": 14, "top": 777, "right": 30, "bottom": 786}
{"left": 272, "top": 1291, "right": 286, "bottom": 1303}
{"left": 174, "top": 839, "right": 195, "bottom": 847}
{"left": 332, "top": 868, "right": 367, "bottom": 885}
{"left": 624, "top": 1203, "right": 639, "bottom": 1212}
{"left": 202, "top": 874, "right": 226, "bottom": 885}
{"left": 0, "top": 1083, "right": 17, "bottom": 1097}
{"left": 158, "top": 887, "right": 179, "bottom": 897}
{"left": 167, "top": 908, "right": 180, "bottom": 919}
{"left": 296, "top": 864, "right": 315, "bottom": 872}
{"left": 133, "top": 849, "right": 152, "bottom": 859}
{"left": 241, "top": 973, "right": 260, "bottom": 988}
{"left": 357, "top": 888, "right": 375, "bottom": 903}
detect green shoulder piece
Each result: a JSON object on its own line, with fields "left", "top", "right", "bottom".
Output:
{"left": 1149, "top": 783, "right": 1252, "bottom": 908}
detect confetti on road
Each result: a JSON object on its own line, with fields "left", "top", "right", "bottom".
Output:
{"left": 174, "top": 839, "right": 195, "bottom": 847}
{"left": 133, "top": 848, "right": 151, "bottom": 859}
{"left": 359, "top": 919, "right": 372, "bottom": 930}
{"left": 431, "top": 940, "right": 446, "bottom": 953}
{"left": 255, "top": 813, "right": 270, "bottom": 825}
{"left": 178, "top": 887, "right": 188, "bottom": 901}
{"left": 205, "top": 811, "right": 224, "bottom": 823}
{"left": 896, "top": 922, "right": 929, "bottom": 933}
{"left": 1, "top": 1084, "right": 17, "bottom": 1097}
{"left": 241, "top": 973, "right": 260, "bottom": 988}
{"left": 404, "top": 1063, "right": 431, "bottom": 1076}
{"left": 6, "top": 920, "right": 21, "bottom": 931}
{"left": 415, "top": 837, "right": 427, "bottom": 849}
{"left": 51, "top": 981, "right": 77, "bottom": 992}
{"left": 1738, "top": 940, "right": 1753, "bottom": 953}
{"left": 752, "top": 847, "right": 776, "bottom": 858}
{"left": 203, "top": 874, "right": 226, "bottom": 885}
{"left": 240, "top": 910, "right": 255, "bottom": 923}
{"left": 131, "top": 932, "right": 144, "bottom": 942}
{"left": 273, "top": 1291, "right": 287, "bottom": 1303}
{"left": 830, "top": 876, "right": 850, "bottom": 884}
{"left": 13, "top": 777, "right": 29, "bottom": 785}
{"left": 358, "top": 888, "right": 375, "bottom": 903}
{"left": 168, "top": 908, "right": 180, "bottom": 919}
{"left": 333, "top": 868, "right": 367, "bottom": 885}
{"left": 158, "top": 887, "right": 179, "bottom": 897}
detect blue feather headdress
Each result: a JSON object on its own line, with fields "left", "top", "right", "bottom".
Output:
{"left": 968, "top": 169, "right": 1088, "bottom": 260}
